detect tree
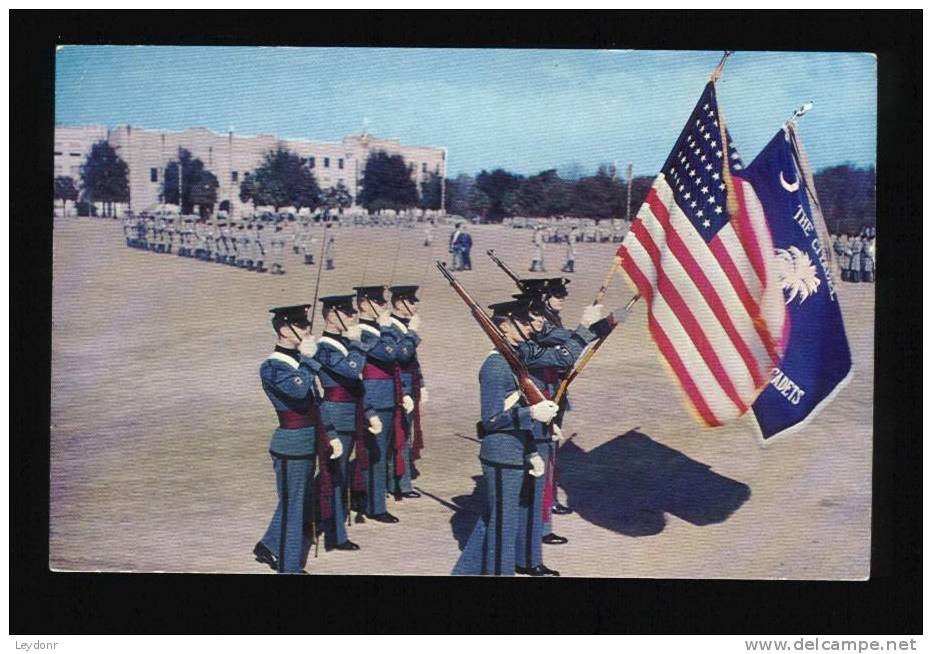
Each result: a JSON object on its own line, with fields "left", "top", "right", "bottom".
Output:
{"left": 419, "top": 172, "right": 443, "bottom": 211}
{"left": 475, "top": 168, "right": 523, "bottom": 221}
{"left": 814, "top": 164, "right": 875, "bottom": 234}
{"left": 627, "top": 175, "right": 656, "bottom": 220}
{"left": 241, "top": 146, "right": 321, "bottom": 212}
{"left": 321, "top": 181, "right": 353, "bottom": 214}
{"left": 358, "top": 150, "right": 418, "bottom": 212}
{"left": 54, "top": 176, "right": 79, "bottom": 217}
{"left": 80, "top": 140, "right": 129, "bottom": 217}
{"left": 446, "top": 174, "right": 492, "bottom": 220}
{"left": 514, "top": 169, "right": 571, "bottom": 217}
{"left": 569, "top": 168, "right": 625, "bottom": 219}
{"left": 162, "top": 148, "right": 219, "bottom": 216}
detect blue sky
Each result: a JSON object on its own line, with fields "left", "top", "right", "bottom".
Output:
{"left": 56, "top": 47, "right": 876, "bottom": 178}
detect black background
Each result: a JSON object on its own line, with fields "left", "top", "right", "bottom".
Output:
{"left": 11, "top": 10, "right": 921, "bottom": 634}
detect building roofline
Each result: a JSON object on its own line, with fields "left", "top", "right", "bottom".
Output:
{"left": 56, "top": 123, "right": 444, "bottom": 152}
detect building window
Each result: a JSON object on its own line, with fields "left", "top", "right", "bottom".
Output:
{"left": 324, "top": 157, "right": 330, "bottom": 168}
{"left": 232, "top": 171, "right": 239, "bottom": 183}
{"left": 54, "top": 151, "right": 63, "bottom": 156}
{"left": 435, "top": 164, "right": 440, "bottom": 174}
{"left": 338, "top": 158, "right": 344, "bottom": 170}
{"left": 422, "top": 162, "right": 427, "bottom": 173}
{"left": 244, "top": 172, "right": 251, "bottom": 179}
{"left": 70, "top": 152, "right": 82, "bottom": 157}
{"left": 308, "top": 157, "right": 315, "bottom": 168}
{"left": 150, "top": 168, "right": 158, "bottom": 183}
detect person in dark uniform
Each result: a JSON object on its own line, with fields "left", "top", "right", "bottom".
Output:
{"left": 384, "top": 285, "right": 427, "bottom": 501}
{"left": 254, "top": 304, "right": 337, "bottom": 574}
{"left": 354, "top": 284, "right": 403, "bottom": 523}
{"left": 313, "top": 294, "right": 374, "bottom": 551}
{"left": 511, "top": 284, "right": 607, "bottom": 546}
{"left": 452, "top": 298, "right": 560, "bottom": 576}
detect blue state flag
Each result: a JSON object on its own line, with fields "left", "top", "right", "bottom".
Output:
{"left": 740, "top": 125, "right": 853, "bottom": 441}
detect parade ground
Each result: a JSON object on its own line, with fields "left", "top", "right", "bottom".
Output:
{"left": 49, "top": 217, "right": 875, "bottom": 578}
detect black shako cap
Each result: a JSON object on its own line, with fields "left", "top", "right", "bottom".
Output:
{"left": 389, "top": 285, "right": 420, "bottom": 302}
{"left": 319, "top": 294, "right": 358, "bottom": 315}
{"left": 353, "top": 285, "right": 388, "bottom": 303}
{"left": 488, "top": 298, "right": 532, "bottom": 321}
{"left": 269, "top": 304, "right": 312, "bottom": 325}
{"left": 544, "top": 277, "right": 571, "bottom": 296}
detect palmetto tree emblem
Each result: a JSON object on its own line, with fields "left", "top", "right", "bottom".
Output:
{"left": 775, "top": 246, "right": 821, "bottom": 304}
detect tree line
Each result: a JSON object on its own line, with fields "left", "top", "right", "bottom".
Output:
{"left": 54, "top": 140, "right": 876, "bottom": 234}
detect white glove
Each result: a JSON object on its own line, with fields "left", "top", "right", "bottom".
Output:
{"left": 328, "top": 437, "right": 343, "bottom": 460}
{"left": 402, "top": 395, "right": 415, "bottom": 414}
{"left": 529, "top": 400, "right": 559, "bottom": 423}
{"left": 367, "top": 414, "right": 383, "bottom": 435}
{"left": 581, "top": 304, "right": 604, "bottom": 327}
{"left": 376, "top": 311, "right": 393, "bottom": 327}
{"left": 345, "top": 324, "right": 363, "bottom": 342}
{"left": 551, "top": 423, "right": 563, "bottom": 442}
{"left": 528, "top": 453, "right": 546, "bottom": 478}
{"left": 407, "top": 314, "right": 422, "bottom": 333}
{"left": 298, "top": 336, "right": 317, "bottom": 358}
{"left": 420, "top": 388, "right": 429, "bottom": 404}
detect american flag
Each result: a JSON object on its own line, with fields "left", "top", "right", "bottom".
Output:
{"left": 617, "top": 82, "right": 786, "bottom": 427}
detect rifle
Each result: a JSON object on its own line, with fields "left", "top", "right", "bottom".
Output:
{"left": 436, "top": 261, "right": 547, "bottom": 406}
{"left": 486, "top": 249, "right": 560, "bottom": 325}
{"left": 486, "top": 249, "right": 522, "bottom": 285}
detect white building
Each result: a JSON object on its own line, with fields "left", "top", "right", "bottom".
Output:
{"left": 54, "top": 124, "right": 447, "bottom": 216}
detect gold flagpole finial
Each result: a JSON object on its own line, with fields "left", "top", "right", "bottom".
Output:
{"left": 709, "top": 50, "right": 735, "bottom": 83}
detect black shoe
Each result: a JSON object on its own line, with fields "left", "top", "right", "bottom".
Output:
{"left": 368, "top": 512, "right": 400, "bottom": 524}
{"left": 551, "top": 502, "right": 574, "bottom": 515}
{"left": 326, "top": 540, "right": 361, "bottom": 552}
{"left": 354, "top": 513, "right": 366, "bottom": 524}
{"left": 253, "top": 541, "right": 278, "bottom": 571}
{"left": 542, "top": 533, "right": 569, "bottom": 545}
{"left": 400, "top": 490, "right": 421, "bottom": 499}
{"left": 515, "top": 564, "right": 560, "bottom": 577}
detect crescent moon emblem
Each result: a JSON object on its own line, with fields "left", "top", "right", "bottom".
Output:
{"left": 779, "top": 170, "right": 799, "bottom": 193}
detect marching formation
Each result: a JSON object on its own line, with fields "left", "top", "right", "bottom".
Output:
{"left": 831, "top": 231, "right": 876, "bottom": 283}
{"left": 122, "top": 213, "right": 337, "bottom": 275}
{"left": 254, "top": 285, "right": 427, "bottom": 574}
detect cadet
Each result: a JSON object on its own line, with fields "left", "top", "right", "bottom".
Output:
{"left": 215, "top": 218, "right": 229, "bottom": 264}
{"left": 452, "top": 299, "right": 560, "bottom": 576}
{"left": 245, "top": 223, "right": 257, "bottom": 270}
{"left": 849, "top": 235, "right": 863, "bottom": 283}
{"left": 254, "top": 222, "right": 267, "bottom": 273}
{"left": 269, "top": 223, "right": 287, "bottom": 275}
{"left": 353, "top": 285, "right": 403, "bottom": 523}
{"left": 203, "top": 220, "right": 217, "bottom": 262}
{"left": 234, "top": 223, "right": 247, "bottom": 268}
{"left": 122, "top": 215, "right": 134, "bottom": 247}
{"left": 164, "top": 217, "right": 175, "bottom": 254}
{"left": 313, "top": 295, "right": 374, "bottom": 552}
{"left": 863, "top": 237, "right": 875, "bottom": 283}
{"left": 384, "top": 285, "right": 427, "bottom": 501}
{"left": 530, "top": 225, "right": 546, "bottom": 272}
{"left": 254, "top": 304, "right": 335, "bottom": 574}
{"left": 324, "top": 224, "right": 336, "bottom": 270}
{"left": 837, "top": 234, "right": 850, "bottom": 281}
{"left": 562, "top": 227, "right": 578, "bottom": 273}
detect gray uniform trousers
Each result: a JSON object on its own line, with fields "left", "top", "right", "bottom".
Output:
{"left": 260, "top": 426, "right": 317, "bottom": 574}
{"left": 364, "top": 408, "right": 394, "bottom": 516}
{"left": 320, "top": 429, "right": 354, "bottom": 548}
